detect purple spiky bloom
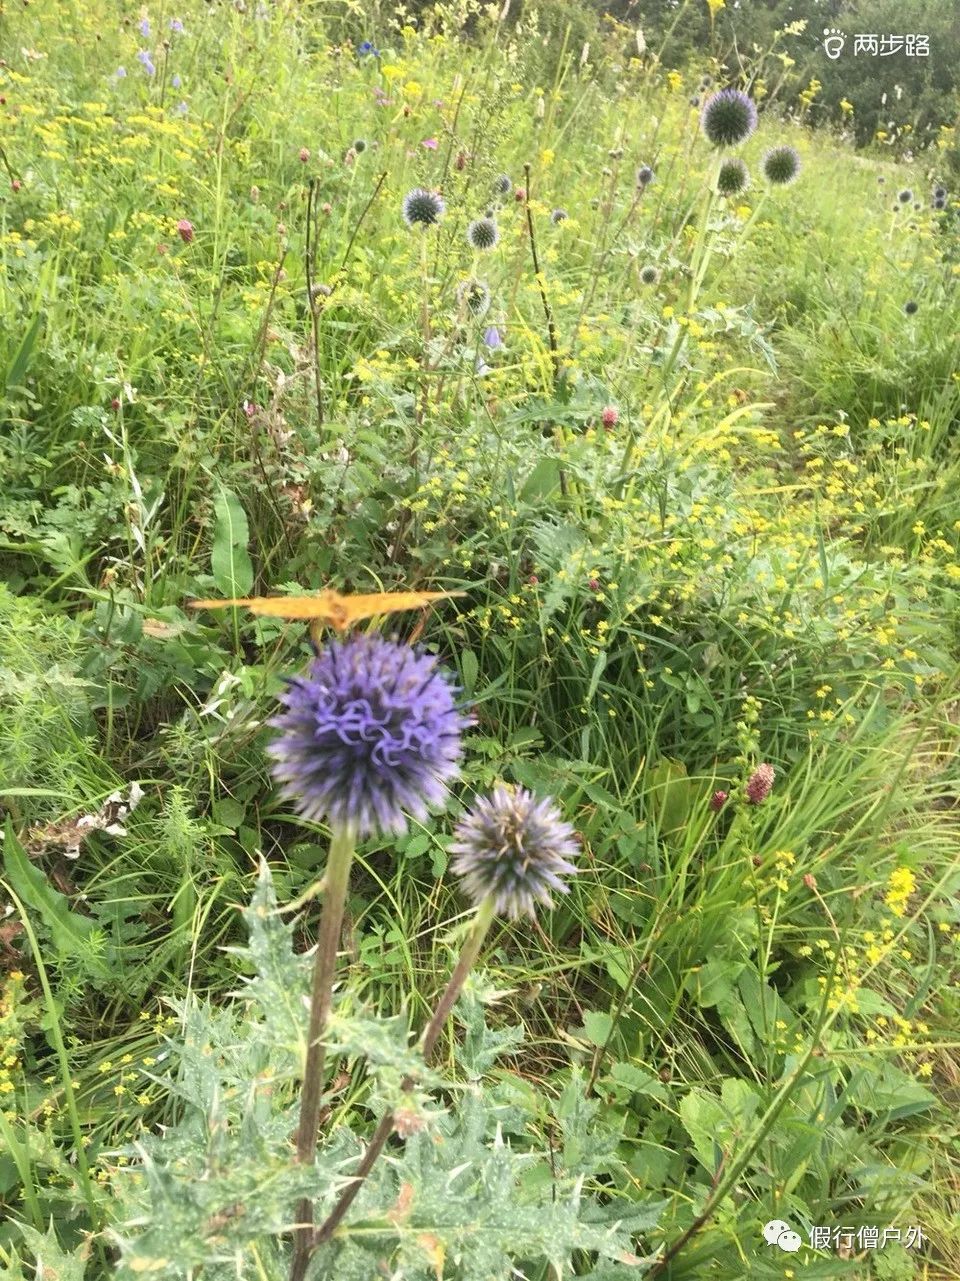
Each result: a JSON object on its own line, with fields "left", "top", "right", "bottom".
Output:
{"left": 402, "top": 187, "right": 445, "bottom": 228}
{"left": 268, "top": 635, "right": 471, "bottom": 837}
{"left": 745, "top": 763, "right": 775, "bottom": 805}
{"left": 450, "top": 786, "right": 579, "bottom": 919}
{"left": 700, "top": 88, "right": 757, "bottom": 147}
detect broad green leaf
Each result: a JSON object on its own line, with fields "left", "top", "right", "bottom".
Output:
{"left": 2, "top": 819, "right": 110, "bottom": 981}
{"left": 210, "top": 486, "right": 254, "bottom": 597}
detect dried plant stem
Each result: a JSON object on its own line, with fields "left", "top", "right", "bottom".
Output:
{"left": 290, "top": 824, "right": 356, "bottom": 1281}
{"left": 522, "top": 162, "right": 561, "bottom": 387}
{"left": 312, "top": 897, "right": 497, "bottom": 1250}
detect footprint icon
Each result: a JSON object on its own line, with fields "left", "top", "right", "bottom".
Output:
{"left": 823, "top": 28, "right": 845, "bottom": 59}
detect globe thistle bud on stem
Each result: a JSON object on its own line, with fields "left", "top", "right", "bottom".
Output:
{"left": 314, "top": 787, "right": 577, "bottom": 1250}
{"left": 273, "top": 633, "right": 468, "bottom": 1281}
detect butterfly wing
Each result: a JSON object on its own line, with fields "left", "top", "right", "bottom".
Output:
{"left": 188, "top": 592, "right": 340, "bottom": 620}
{"left": 189, "top": 588, "right": 464, "bottom": 629}
{"left": 339, "top": 590, "right": 465, "bottom": 625}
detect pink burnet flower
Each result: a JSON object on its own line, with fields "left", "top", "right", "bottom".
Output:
{"left": 299, "top": 147, "right": 310, "bottom": 163}
{"left": 515, "top": 187, "right": 527, "bottom": 202}
{"left": 745, "top": 763, "right": 775, "bottom": 805}
{"left": 588, "top": 578, "right": 601, "bottom": 592}
{"left": 176, "top": 218, "right": 194, "bottom": 243}
{"left": 709, "top": 790, "right": 728, "bottom": 812}
{"left": 601, "top": 405, "right": 619, "bottom": 428}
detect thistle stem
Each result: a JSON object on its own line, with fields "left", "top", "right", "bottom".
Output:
{"left": 313, "top": 896, "right": 497, "bottom": 1249}
{"left": 290, "top": 824, "right": 356, "bottom": 1281}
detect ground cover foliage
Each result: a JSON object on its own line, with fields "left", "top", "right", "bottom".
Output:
{"left": 1, "top": 1, "right": 959, "bottom": 1278}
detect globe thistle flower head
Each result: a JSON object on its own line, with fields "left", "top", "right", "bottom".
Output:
{"left": 636, "top": 164, "right": 655, "bottom": 188}
{"left": 639, "top": 264, "right": 660, "bottom": 285}
{"left": 467, "top": 217, "right": 500, "bottom": 250}
{"left": 904, "top": 299, "right": 918, "bottom": 315}
{"left": 456, "top": 277, "right": 491, "bottom": 317}
{"left": 551, "top": 208, "right": 568, "bottom": 224}
{"left": 353, "top": 138, "right": 367, "bottom": 153}
{"left": 268, "top": 634, "right": 471, "bottom": 837}
{"left": 933, "top": 184, "right": 946, "bottom": 201}
{"left": 933, "top": 195, "right": 946, "bottom": 211}
{"left": 402, "top": 187, "right": 445, "bottom": 228}
{"left": 898, "top": 188, "right": 912, "bottom": 204}
{"left": 716, "top": 157, "right": 750, "bottom": 197}
{"left": 745, "top": 763, "right": 775, "bottom": 805}
{"left": 762, "top": 145, "right": 801, "bottom": 186}
{"left": 700, "top": 88, "right": 757, "bottom": 148}
{"left": 493, "top": 173, "right": 512, "bottom": 195}
{"left": 450, "top": 786, "right": 579, "bottom": 919}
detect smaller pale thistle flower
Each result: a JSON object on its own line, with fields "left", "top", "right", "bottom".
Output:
{"left": 745, "top": 763, "right": 775, "bottom": 805}
{"left": 716, "top": 156, "right": 749, "bottom": 197}
{"left": 402, "top": 188, "right": 445, "bottom": 228}
{"left": 456, "top": 278, "right": 491, "bottom": 317}
{"left": 450, "top": 786, "right": 579, "bottom": 919}
{"left": 700, "top": 88, "right": 757, "bottom": 147}
{"left": 762, "top": 145, "right": 801, "bottom": 186}
{"left": 269, "top": 634, "right": 470, "bottom": 837}
{"left": 467, "top": 217, "right": 499, "bottom": 250}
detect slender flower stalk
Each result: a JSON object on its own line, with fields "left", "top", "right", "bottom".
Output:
{"left": 313, "top": 897, "right": 497, "bottom": 1248}
{"left": 290, "top": 825, "right": 356, "bottom": 1281}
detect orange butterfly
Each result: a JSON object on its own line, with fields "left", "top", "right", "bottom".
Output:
{"left": 188, "top": 587, "right": 464, "bottom": 632}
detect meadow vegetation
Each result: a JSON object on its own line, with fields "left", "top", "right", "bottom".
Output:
{"left": 1, "top": 1, "right": 959, "bottom": 1278}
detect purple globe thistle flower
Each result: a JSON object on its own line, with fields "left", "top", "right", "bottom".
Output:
{"left": 268, "top": 634, "right": 471, "bottom": 837}
{"left": 716, "top": 156, "right": 750, "bottom": 197}
{"left": 493, "top": 173, "right": 512, "bottom": 196}
{"left": 700, "top": 88, "right": 758, "bottom": 148}
{"left": 636, "top": 164, "right": 655, "bottom": 188}
{"left": 402, "top": 188, "right": 445, "bottom": 228}
{"left": 745, "top": 763, "right": 775, "bottom": 805}
{"left": 639, "top": 264, "right": 660, "bottom": 285}
{"left": 904, "top": 299, "right": 918, "bottom": 315}
{"left": 551, "top": 208, "right": 568, "bottom": 223}
{"left": 762, "top": 145, "right": 801, "bottom": 186}
{"left": 450, "top": 786, "right": 579, "bottom": 919}
{"left": 467, "top": 217, "right": 499, "bottom": 250}
{"left": 898, "top": 188, "right": 913, "bottom": 204}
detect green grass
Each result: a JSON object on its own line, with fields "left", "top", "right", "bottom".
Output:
{"left": 1, "top": 1, "right": 959, "bottom": 1277}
